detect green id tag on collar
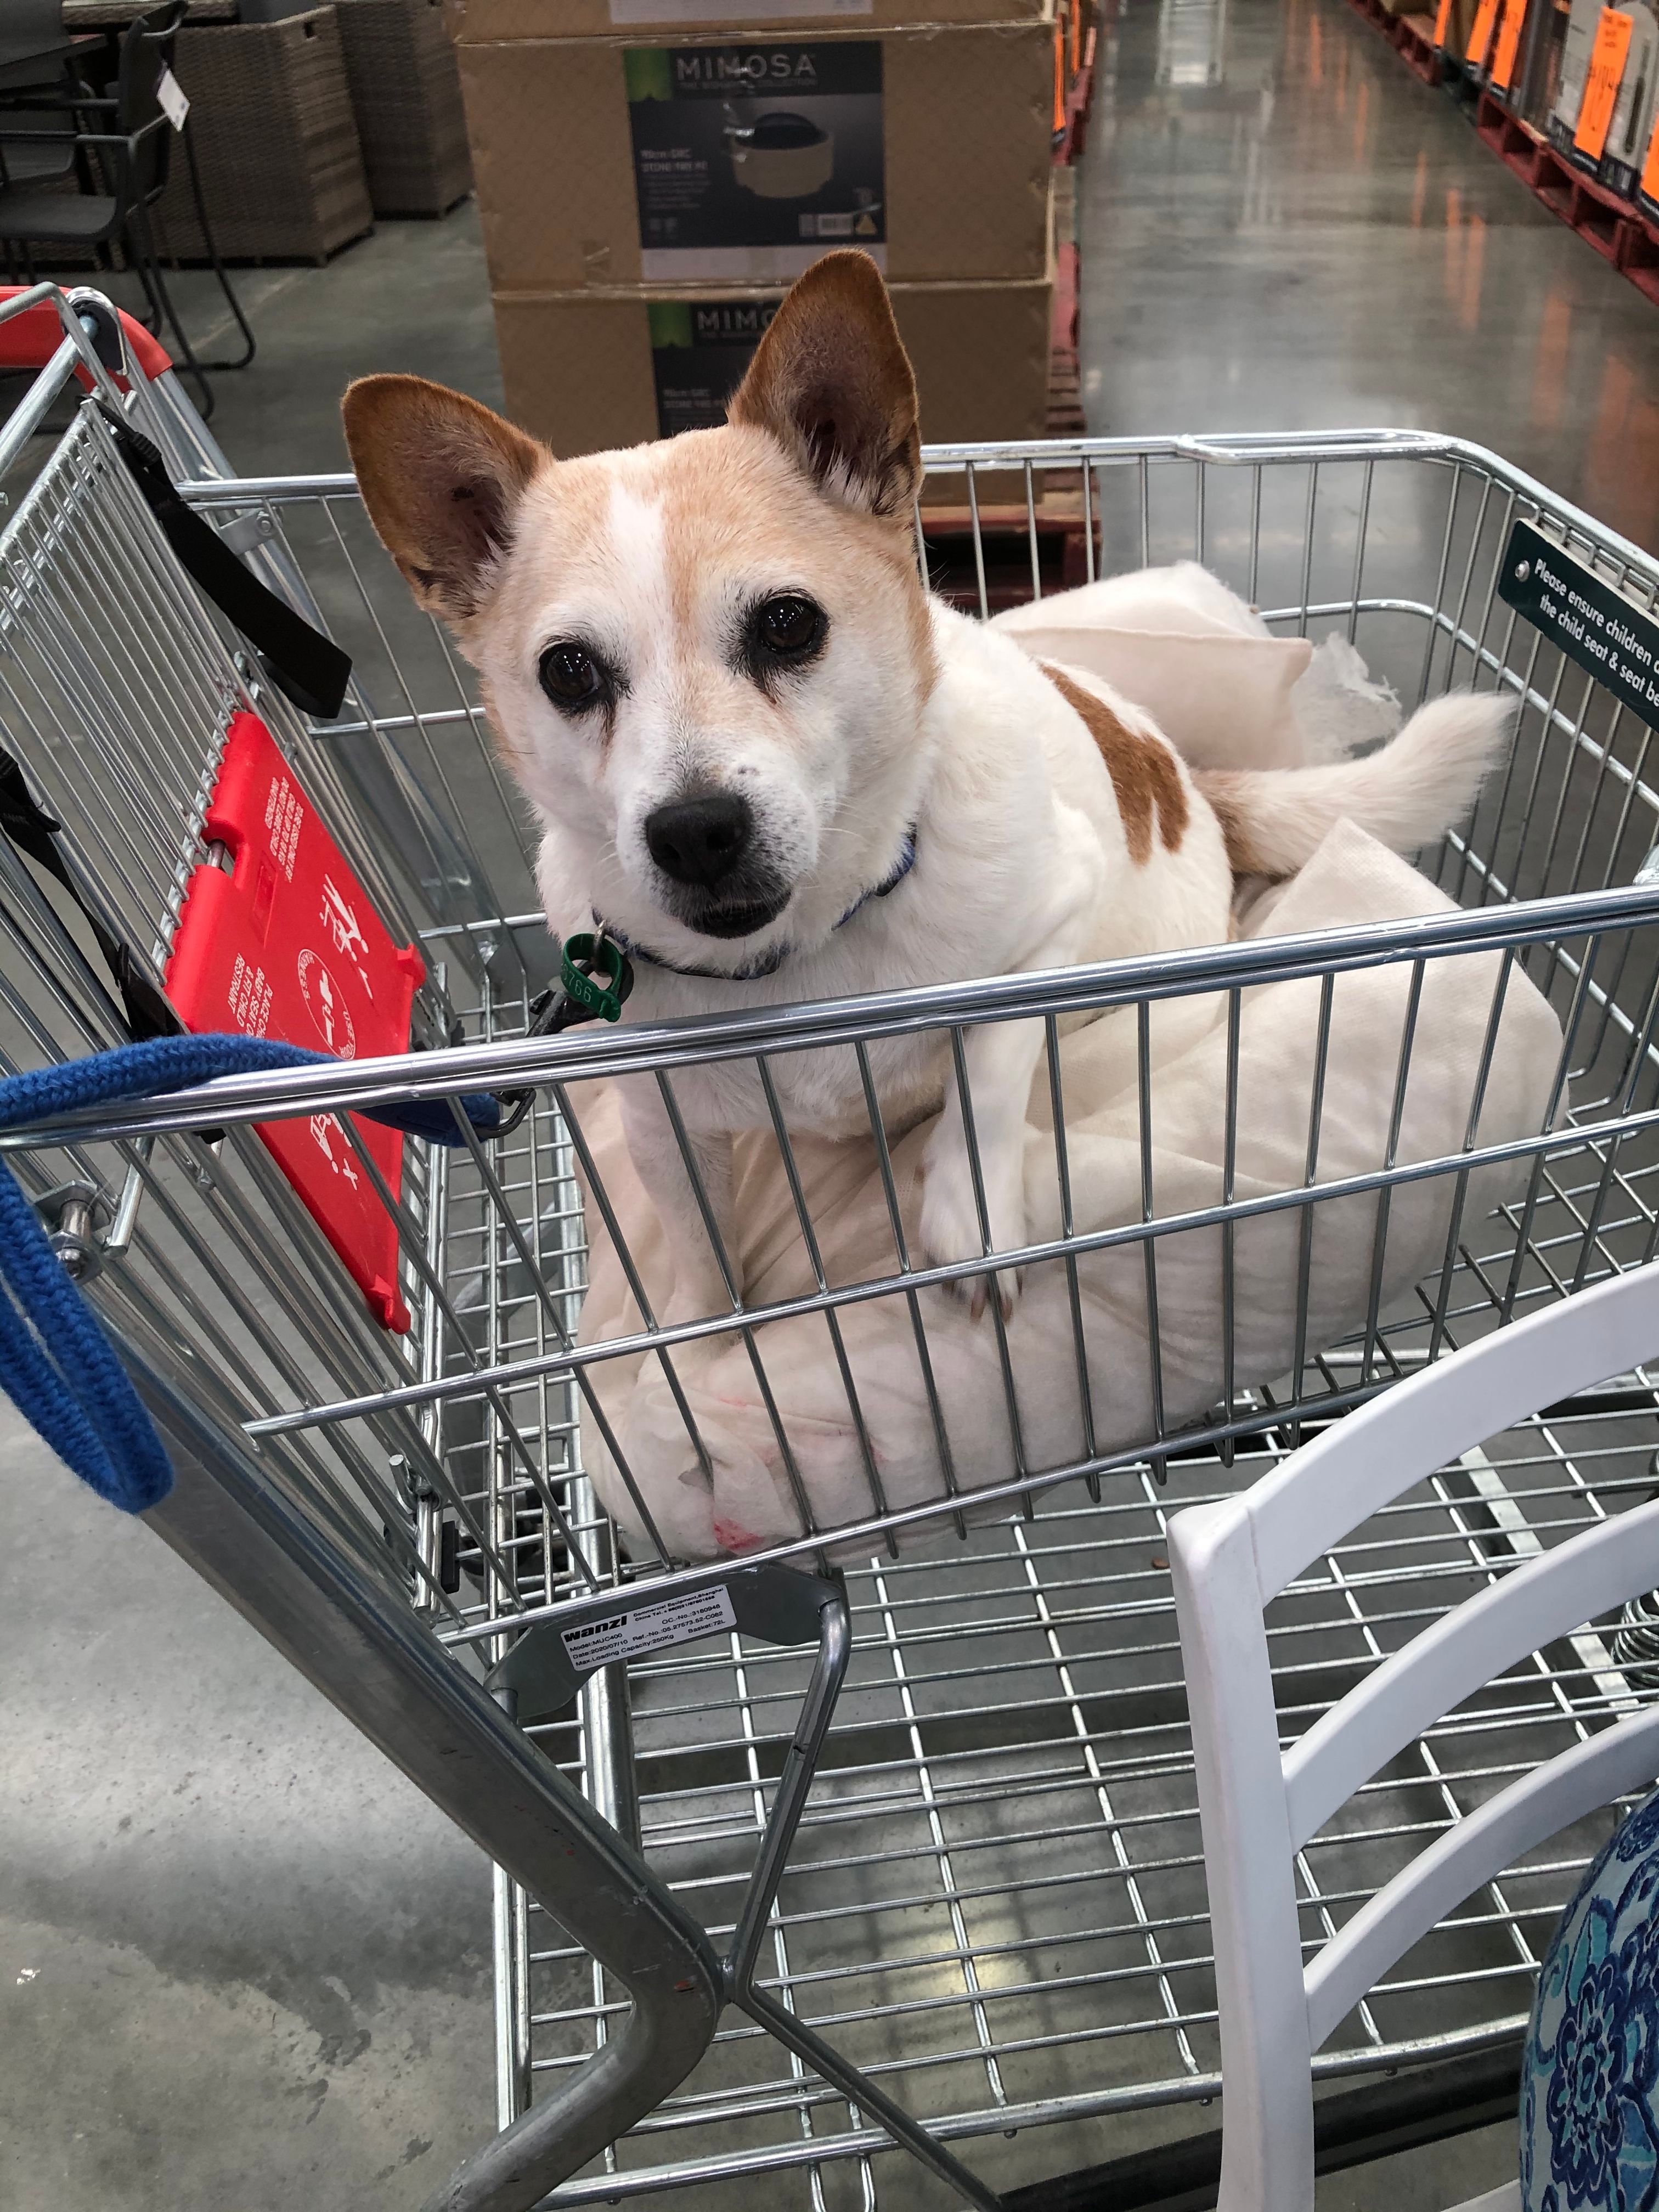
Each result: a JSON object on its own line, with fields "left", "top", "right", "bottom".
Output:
{"left": 561, "top": 932, "right": 630, "bottom": 1023}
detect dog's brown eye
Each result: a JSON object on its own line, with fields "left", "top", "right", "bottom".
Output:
{"left": 539, "top": 642, "right": 606, "bottom": 709}
{"left": 753, "top": 594, "right": 825, "bottom": 661}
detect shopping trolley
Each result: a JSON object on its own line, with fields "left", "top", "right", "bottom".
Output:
{"left": 6, "top": 280, "right": 1659, "bottom": 2211}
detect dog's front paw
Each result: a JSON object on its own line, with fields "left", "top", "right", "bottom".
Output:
{"left": 658, "top": 1268, "right": 740, "bottom": 1366}
{"left": 917, "top": 1130, "right": 1027, "bottom": 1323}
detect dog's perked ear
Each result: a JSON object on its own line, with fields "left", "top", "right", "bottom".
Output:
{"left": 727, "top": 250, "right": 921, "bottom": 519}
{"left": 341, "top": 374, "right": 544, "bottom": 624}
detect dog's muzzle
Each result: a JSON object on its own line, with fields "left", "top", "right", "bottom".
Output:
{"left": 645, "top": 791, "right": 752, "bottom": 887}
{"left": 644, "top": 789, "right": 792, "bottom": 939}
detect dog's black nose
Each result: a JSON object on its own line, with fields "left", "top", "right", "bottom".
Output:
{"left": 645, "top": 792, "right": 752, "bottom": 888}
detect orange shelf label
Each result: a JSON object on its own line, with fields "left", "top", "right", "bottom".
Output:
{"left": 1433, "top": 0, "right": 1454, "bottom": 47}
{"left": 1643, "top": 110, "right": 1659, "bottom": 198}
{"left": 1575, "top": 8, "right": 1633, "bottom": 161}
{"left": 1467, "top": 0, "right": 1503, "bottom": 71}
{"left": 1491, "top": 0, "right": 1527, "bottom": 87}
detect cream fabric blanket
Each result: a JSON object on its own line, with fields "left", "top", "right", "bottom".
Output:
{"left": 575, "top": 819, "right": 1565, "bottom": 1561}
{"left": 990, "top": 561, "right": 1403, "bottom": 769}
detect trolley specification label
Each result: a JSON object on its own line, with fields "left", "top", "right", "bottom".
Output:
{"left": 558, "top": 1585, "right": 737, "bottom": 1672}
{"left": 1500, "top": 520, "right": 1659, "bottom": 729}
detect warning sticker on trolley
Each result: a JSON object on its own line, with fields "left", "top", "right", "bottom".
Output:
{"left": 1500, "top": 520, "right": 1659, "bottom": 729}
{"left": 560, "top": 1585, "right": 737, "bottom": 1672}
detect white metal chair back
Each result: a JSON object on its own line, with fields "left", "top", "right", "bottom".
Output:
{"left": 1167, "top": 1264, "right": 1659, "bottom": 2212}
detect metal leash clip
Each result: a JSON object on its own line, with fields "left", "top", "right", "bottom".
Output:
{"left": 491, "top": 930, "right": 634, "bottom": 1139}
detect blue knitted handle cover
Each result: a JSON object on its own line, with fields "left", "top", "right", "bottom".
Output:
{"left": 0, "top": 1034, "right": 499, "bottom": 1512}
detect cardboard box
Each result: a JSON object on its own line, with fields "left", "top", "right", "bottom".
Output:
{"left": 1548, "top": 0, "right": 1606, "bottom": 143}
{"left": 1601, "top": 0, "right": 1659, "bottom": 191}
{"left": 458, "top": 19, "right": 1055, "bottom": 289}
{"left": 1641, "top": 96, "right": 1659, "bottom": 214}
{"left": 492, "top": 268, "right": 1053, "bottom": 457}
{"left": 1439, "top": 0, "right": 1480, "bottom": 63}
{"left": 447, "top": 0, "right": 1047, "bottom": 41}
{"left": 1519, "top": 0, "right": 1569, "bottom": 125}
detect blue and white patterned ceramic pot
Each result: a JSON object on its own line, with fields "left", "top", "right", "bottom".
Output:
{"left": 1522, "top": 1789, "right": 1659, "bottom": 2212}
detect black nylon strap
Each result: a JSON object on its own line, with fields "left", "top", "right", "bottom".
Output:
{"left": 0, "top": 748, "right": 179, "bottom": 1042}
{"left": 488, "top": 989, "right": 606, "bottom": 1140}
{"left": 103, "top": 410, "right": 352, "bottom": 720}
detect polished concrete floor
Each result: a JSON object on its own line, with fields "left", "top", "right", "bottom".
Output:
{"left": 3, "top": 0, "right": 1654, "bottom": 2203}
{"left": 1077, "top": 0, "right": 1659, "bottom": 553}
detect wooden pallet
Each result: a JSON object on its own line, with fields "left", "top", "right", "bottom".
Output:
{"left": 1342, "top": 4, "right": 1659, "bottom": 312}
{"left": 922, "top": 493, "right": 1092, "bottom": 613}
{"left": 1058, "top": 29, "right": 1098, "bottom": 165}
{"left": 918, "top": 61, "right": 1101, "bottom": 611}
{"left": 1342, "top": 0, "right": 1443, "bottom": 86}
{"left": 1622, "top": 212, "right": 1659, "bottom": 306}
{"left": 1048, "top": 216, "right": 1084, "bottom": 433}
{"left": 921, "top": 240, "right": 1093, "bottom": 613}
{"left": 1391, "top": 10, "right": 1444, "bottom": 82}
{"left": 1472, "top": 84, "right": 1551, "bottom": 175}
{"left": 1474, "top": 89, "right": 1659, "bottom": 287}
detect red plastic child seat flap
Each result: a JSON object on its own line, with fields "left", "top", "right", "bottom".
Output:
{"left": 166, "top": 711, "right": 425, "bottom": 1331}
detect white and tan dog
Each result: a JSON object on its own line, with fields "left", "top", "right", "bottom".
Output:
{"left": 343, "top": 251, "right": 1507, "bottom": 1327}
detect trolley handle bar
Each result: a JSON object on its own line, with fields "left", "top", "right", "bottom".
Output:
{"left": 12, "top": 873, "right": 1659, "bottom": 1149}
{"left": 0, "top": 285, "right": 169, "bottom": 387}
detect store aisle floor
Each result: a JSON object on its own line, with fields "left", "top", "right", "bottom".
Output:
{"left": 1079, "top": 0, "right": 1659, "bottom": 555}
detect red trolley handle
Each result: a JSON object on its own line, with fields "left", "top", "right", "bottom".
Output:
{"left": 0, "top": 286, "right": 171, "bottom": 388}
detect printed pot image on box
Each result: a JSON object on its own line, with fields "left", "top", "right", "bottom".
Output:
{"left": 626, "top": 40, "right": 884, "bottom": 280}
{"left": 726, "top": 109, "right": 834, "bottom": 196}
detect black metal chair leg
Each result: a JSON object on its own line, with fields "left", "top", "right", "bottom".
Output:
{"left": 127, "top": 201, "right": 211, "bottom": 417}
{"left": 178, "top": 116, "right": 252, "bottom": 371}
{"left": 127, "top": 235, "right": 165, "bottom": 331}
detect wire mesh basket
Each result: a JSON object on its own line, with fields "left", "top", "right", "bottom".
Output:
{"left": 6, "top": 286, "right": 1659, "bottom": 2208}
